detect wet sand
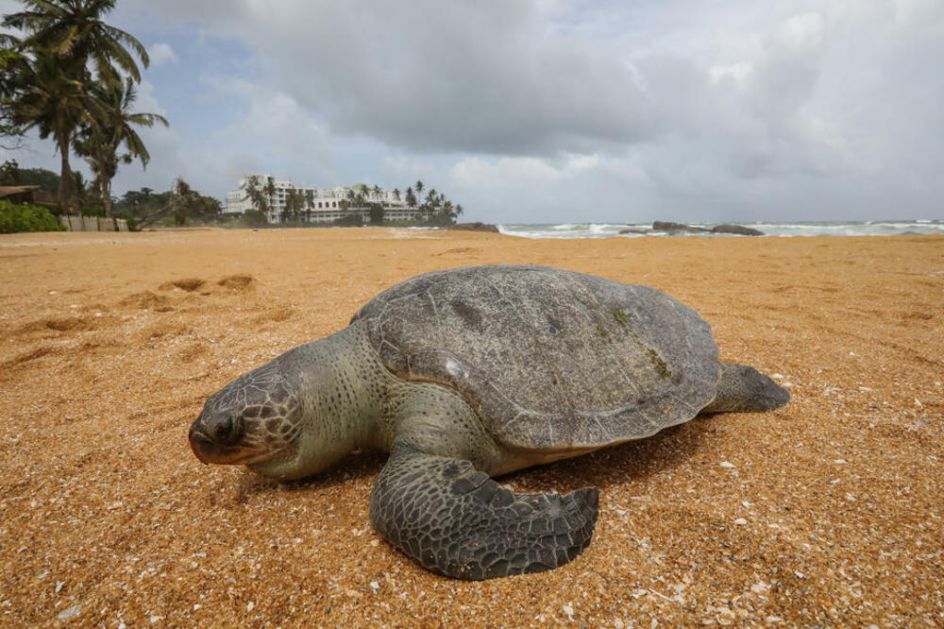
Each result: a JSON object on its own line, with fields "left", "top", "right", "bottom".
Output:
{"left": 0, "top": 228, "right": 941, "bottom": 627}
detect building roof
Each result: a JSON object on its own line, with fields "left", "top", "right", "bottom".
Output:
{"left": 0, "top": 185, "right": 41, "bottom": 199}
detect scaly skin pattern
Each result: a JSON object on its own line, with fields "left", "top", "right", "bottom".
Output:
{"left": 224, "top": 322, "right": 603, "bottom": 579}
{"left": 192, "top": 319, "right": 788, "bottom": 580}
{"left": 702, "top": 364, "right": 790, "bottom": 414}
{"left": 370, "top": 441, "right": 599, "bottom": 580}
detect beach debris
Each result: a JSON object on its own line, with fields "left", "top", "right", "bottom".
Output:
{"left": 57, "top": 605, "right": 81, "bottom": 620}
{"left": 734, "top": 518, "right": 748, "bottom": 526}
{"left": 719, "top": 461, "right": 736, "bottom": 469}
{"left": 370, "top": 581, "right": 381, "bottom": 594}
{"left": 562, "top": 602, "right": 575, "bottom": 620}
{"left": 912, "top": 416, "right": 931, "bottom": 430}
{"left": 834, "top": 459, "right": 848, "bottom": 465}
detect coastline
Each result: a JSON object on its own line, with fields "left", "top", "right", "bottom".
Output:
{"left": 1, "top": 228, "right": 941, "bottom": 626}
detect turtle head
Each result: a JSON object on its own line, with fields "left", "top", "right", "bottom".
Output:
{"left": 189, "top": 361, "right": 303, "bottom": 470}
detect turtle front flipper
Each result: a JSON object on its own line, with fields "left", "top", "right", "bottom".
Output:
{"left": 370, "top": 441, "right": 599, "bottom": 580}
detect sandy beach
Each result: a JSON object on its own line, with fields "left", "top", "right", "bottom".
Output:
{"left": 0, "top": 228, "right": 941, "bottom": 627}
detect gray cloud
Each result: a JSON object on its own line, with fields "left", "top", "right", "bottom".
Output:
{"left": 6, "top": 0, "right": 944, "bottom": 221}
{"left": 130, "top": 0, "right": 655, "bottom": 155}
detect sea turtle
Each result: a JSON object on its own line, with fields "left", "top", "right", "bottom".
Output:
{"left": 189, "top": 265, "right": 789, "bottom": 580}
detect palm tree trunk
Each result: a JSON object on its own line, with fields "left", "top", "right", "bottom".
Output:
{"left": 101, "top": 177, "right": 113, "bottom": 218}
{"left": 57, "top": 133, "right": 77, "bottom": 214}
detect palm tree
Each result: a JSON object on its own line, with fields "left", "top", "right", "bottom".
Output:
{"left": 244, "top": 175, "right": 269, "bottom": 215}
{"left": 392, "top": 188, "right": 401, "bottom": 203}
{"left": 74, "top": 77, "right": 168, "bottom": 217}
{"left": 305, "top": 189, "right": 314, "bottom": 222}
{"left": 405, "top": 186, "right": 416, "bottom": 208}
{"left": 455, "top": 203, "right": 464, "bottom": 218}
{"left": 3, "top": 0, "right": 149, "bottom": 88}
{"left": 371, "top": 184, "right": 382, "bottom": 202}
{"left": 3, "top": 0, "right": 150, "bottom": 212}
{"left": 2, "top": 50, "right": 94, "bottom": 213}
{"left": 0, "top": 43, "right": 28, "bottom": 150}
{"left": 169, "top": 177, "right": 193, "bottom": 226}
{"left": 415, "top": 180, "right": 424, "bottom": 197}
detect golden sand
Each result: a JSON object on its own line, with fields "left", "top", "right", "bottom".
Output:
{"left": 0, "top": 228, "right": 941, "bottom": 627}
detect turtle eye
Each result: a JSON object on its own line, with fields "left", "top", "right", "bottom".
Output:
{"left": 207, "top": 413, "right": 240, "bottom": 445}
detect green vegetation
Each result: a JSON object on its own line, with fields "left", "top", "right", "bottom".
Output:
{"left": 0, "top": 199, "right": 62, "bottom": 233}
{"left": 1, "top": 1, "right": 162, "bottom": 215}
{"left": 114, "top": 180, "right": 221, "bottom": 228}
{"left": 0, "top": 159, "right": 59, "bottom": 192}
{"left": 241, "top": 209, "right": 268, "bottom": 228}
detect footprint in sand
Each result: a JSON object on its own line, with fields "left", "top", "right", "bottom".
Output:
{"left": 217, "top": 274, "right": 255, "bottom": 291}
{"left": 159, "top": 278, "right": 206, "bottom": 292}
{"left": 119, "top": 291, "right": 174, "bottom": 312}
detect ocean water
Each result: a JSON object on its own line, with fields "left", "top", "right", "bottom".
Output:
{"left": 498, "top": 220, "right": 944, "bottom": 239}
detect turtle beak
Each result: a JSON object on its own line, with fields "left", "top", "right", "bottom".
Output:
{"left": 188, "top": 413, "right": 244, "bottom": 464}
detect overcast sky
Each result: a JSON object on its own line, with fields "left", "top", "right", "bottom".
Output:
{"left": 2, "top": 0, "right": 943, "bottom": 223}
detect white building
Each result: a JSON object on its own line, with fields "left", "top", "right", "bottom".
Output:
{"left": 224, "top": 174, "right": 423, "bottom": 224}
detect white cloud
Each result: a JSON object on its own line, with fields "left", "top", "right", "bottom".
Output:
{"left": 147, "top": 42, "right": 178, "bottom": 67}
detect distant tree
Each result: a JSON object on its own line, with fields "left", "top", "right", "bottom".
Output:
{"left": 73, "top": 77, "right": 168, "bottom": 217}
{"left": 392, "top": 188, "right": 401, "bottom": 203}
{"left": 415, "top": 180, "right": 424, "bottom": 197}
{"left": 1, "top": 49, "right": 95, "bottom": 213}
{"left": 368, "top": 203, "right": 384, "bottom": 225}
{"left": 169, "top": 177, "right": 193, "bottom": 225}
{"left": 0, "top": 159, "right": 20, "bottom": 186}
{"left": 304, "top": 189, "right": 314, "bottom": 222}
{"left": 244, "top": 175, "right": 270, "bottom": 215}
{"left": 455, "top": 203, "right": 464, "bottom": 218}
{"left": 242, "top": 209, "right": 267, "bottom": 227}
{"left": 162, "top": 177, "right": 220, "bottom": 226}
{"left": 404, "top": 186, "right": 416, "bottom": 208}
{"left": 0, "top": 159, "right": 60, "bottom": 192}
{"left": 3, "top": 0, "right": 151, "bottom": 212}
{"left": 0, "top": 47, "right": 27, "bottom": 149}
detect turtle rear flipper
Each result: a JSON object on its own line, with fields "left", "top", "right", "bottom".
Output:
{"left": 370, "top": 441, "right": 599, "bottom": 580}
{"left": 702, "top": 363, "right": 790, "bottom": 414}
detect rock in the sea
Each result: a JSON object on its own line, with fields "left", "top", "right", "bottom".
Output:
{"left": 711, "top": 224, "right": 764, "bottom": 236}
{"left": 447, "top": 222, "right": 499, "bottom": 233}
{"left": 619, "top": 228, "right": 649, "bottom": 235}
{"left": 652, "top": 221, "right": 709, "bottom": 234}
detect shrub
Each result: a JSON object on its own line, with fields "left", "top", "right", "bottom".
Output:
{"left": 0, "top": 200, "right": 64, "bottom": 233}
{"left": 241, "top": 209, "right": 268, "bottom": 227}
